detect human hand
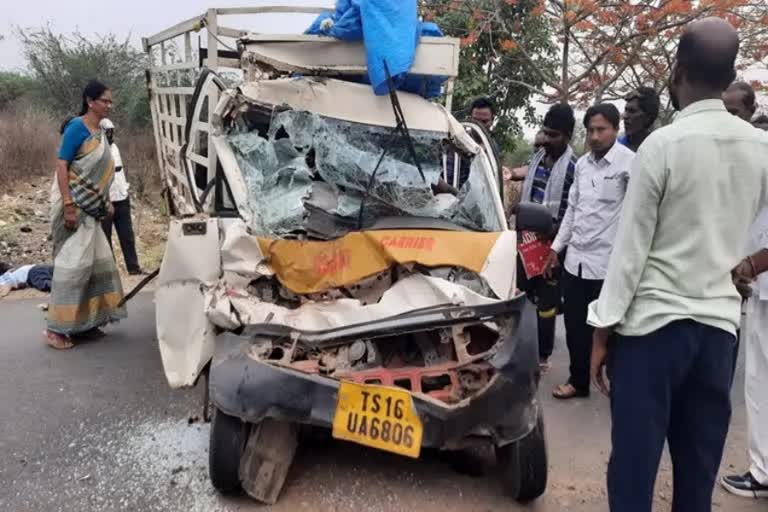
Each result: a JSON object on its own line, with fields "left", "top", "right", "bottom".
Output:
{"left": 542, "top": 249, "right": 559, "bottom": 278}
{"left": 107, "top": 202, "right": 115, "bottom": 219}
{"left": 432, "top": 179, "right": 458, "bottom": 196}
{"left": 509, "top": 165, "right": 528, "bottom": 182}
{"left": 63, "top": 203, "right": 79, "bottom": 231}
{"left": 732, "top": 258, "right": 755, "bottom": 299}
{"left": 591, "top": 328, "right": 611, "bottom": 396}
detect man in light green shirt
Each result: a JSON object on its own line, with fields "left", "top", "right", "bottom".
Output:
{"left": 586, "top": 18, "right": 768, "bottom": 512}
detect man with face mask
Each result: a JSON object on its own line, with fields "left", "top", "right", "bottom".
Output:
{"left": 618, "top": 87, "right": 660, "bottom": 152}
{"left": 544, "top": 103, "right": 634, "bottom": 400}
{"left": 587, "top": 18, "right": 768, "bottom": 511}
{"left": 100, "top": 119, "right": 143, "bottom": 276}
{"left": 518, "top": 104, "right": 577, "bottom": 371}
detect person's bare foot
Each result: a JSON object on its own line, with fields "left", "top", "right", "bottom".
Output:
{"left": 552, "top": 383, "right": 589, "bottom": 399}
{"left": 44, "top": 330, "right": 75, "bottom": 350}
{"left": 539, "top": 359, "right": 552, "bottom": 374}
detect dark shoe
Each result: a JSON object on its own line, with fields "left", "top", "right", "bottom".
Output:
{"left": 128, "top": 268, "right": 146, "bottom": 276}
{"left": 721, "top": 472, "right": 768, "bottom": 498}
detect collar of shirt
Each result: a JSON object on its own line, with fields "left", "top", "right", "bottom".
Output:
{"left": 586, "top": 141, "right": 620, "bottom": 167}
{"left": 675, "top": 99, "right": 726, "bottom": 122}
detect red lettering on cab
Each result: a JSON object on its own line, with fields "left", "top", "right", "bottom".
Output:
{"left": 314, "top": 249, "right": 352, "bottom": 276}
{"left": 380, "top": 236, "right": 435, "bottom": 251}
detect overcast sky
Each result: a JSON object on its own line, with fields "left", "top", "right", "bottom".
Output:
{"left": 0, "top": 0, "right": 333, "bottom": 71}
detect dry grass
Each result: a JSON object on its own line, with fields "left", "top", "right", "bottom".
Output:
{"left": 119, "top": 130, "right": 163, "bottom": 204}
{"left": 0, "top": 106, "right": 163, "bottom": 205}
{"left": 0, "top": 107, "right": 59, "bottom": 181}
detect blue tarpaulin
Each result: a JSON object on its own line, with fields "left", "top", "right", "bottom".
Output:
{"left": 306, "top": 0, "right": 446, "bottom": 98}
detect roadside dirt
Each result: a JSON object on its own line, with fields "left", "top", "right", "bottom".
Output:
{"left": 0, "top": 175, "right": 167, "bottom": 301}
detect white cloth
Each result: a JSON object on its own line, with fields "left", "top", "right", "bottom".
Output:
{"left": 108, "top": 143, "right": 129, "bottom": 202}
{"left": 745, "top": 298, "right": 768, "bottom": 485}
{"left": 746, "top": 207, "right": 768, "bottom": 300}
{"left": 0, "top": 264, "right": 33, "bottom": 288}
{"left": 551, "top": 142, "right": 634, "bottom": 279}
{"left": 587, "top": 100, "right": 768, "bottom": 336}
{"left": 521, "top": 146, "right": 575, "bottom": 219}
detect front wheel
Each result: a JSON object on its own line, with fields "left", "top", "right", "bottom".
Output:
{"left": 209, "top": 408, "right": 250, "bottom": 494}
{"left": 496, "top": 411, "right": 548, "bottom": 502}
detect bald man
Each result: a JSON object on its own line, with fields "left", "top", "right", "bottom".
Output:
{"left": 722, "top": 81, "right": 757, "bottom": 122}
{"left": 587, "top": 18, "right": 768, "bottom": 511}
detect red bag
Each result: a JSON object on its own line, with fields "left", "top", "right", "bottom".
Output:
{"left": 518, "top": 231, "right": 552, "bottom": 279}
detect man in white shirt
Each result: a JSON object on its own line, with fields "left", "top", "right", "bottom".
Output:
{"left": 720, "top": 95, "right": 768, "bottom": 500}
{"left": 587, "top": 18, "right": 768, "bottom": 511}
{"left": 543, "top": 103, "right": 635, "bottom": 399}
{"left": 100, "top": 119, "right": 143, "bottom": 275}
{"left": 720, "top": 210, "right": 768, "bottom": 499}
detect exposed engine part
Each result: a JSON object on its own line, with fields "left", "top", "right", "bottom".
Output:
{"left": 457, "top": 366, "right": 494, "bottom": 395}
{"left": 414, "top": 331, "right": 445, "bottom": 366}
{"left": 348, "top": 340, "right": 367, "bottom": 364}
{"left": 364, "top": 340, "right": 381, "bottom": 367}
{"left": 426, "top": 267, "right": 494, "bottom": 298}
{"left": 284, "top": 270, "right": 396, "bottom": 306}
{"left": 248, "top": 319, "right": 502, "bottom": 404}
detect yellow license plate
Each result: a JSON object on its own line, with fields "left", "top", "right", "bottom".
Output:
{"left": 332, "top": 381, "right": 423, "bottom": 458}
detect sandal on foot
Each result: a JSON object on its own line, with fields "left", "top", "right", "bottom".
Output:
{"left": 552, "top": 383, "right": 589, "bottom": 399}
{"left": 44, "top": 330, "right": 75, "bottom": 350}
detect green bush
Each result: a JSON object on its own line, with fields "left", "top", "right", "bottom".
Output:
{"left": 0, "top": 72, "right": 35, "bottom": 109}
{"left": 17, "top": 28, "right": 151, "bottom": 129}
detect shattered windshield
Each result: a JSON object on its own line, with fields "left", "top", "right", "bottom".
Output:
{"left": 227, "top": 109, "right": 502, "bottom": 238}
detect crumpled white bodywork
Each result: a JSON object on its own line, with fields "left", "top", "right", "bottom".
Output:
{"left": 156, "top": 77, "right": 515, "bottom": 389}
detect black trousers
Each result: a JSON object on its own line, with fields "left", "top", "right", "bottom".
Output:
{"left": 607, "top": 320, "right": 734, "bottom": 511}
{"left": 101, "top": 198, "right": 140, "bottom": 272}
{"left": 562, "top": 269, "right": 603, "bottom": 392}
{"left": 517, "top": 257, "right": 560, "bottom": 361}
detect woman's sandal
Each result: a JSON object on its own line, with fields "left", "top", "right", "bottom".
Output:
{"left": 552, "top": 383, "right": 589, "bottom": 400}
{"left": 44, "top": 330, "right": 75, "bottom": 350}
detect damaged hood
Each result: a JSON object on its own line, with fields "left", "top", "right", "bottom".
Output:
{"left": 207, "top": 222, "right": 518, "bottom": 332}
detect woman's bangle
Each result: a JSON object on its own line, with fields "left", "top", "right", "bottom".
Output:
{"left": 63, "top": 198, "right": 74, "bottom": 207}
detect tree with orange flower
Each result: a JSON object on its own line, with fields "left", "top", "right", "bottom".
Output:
{"left": 422, "top": 0, "right": 768, "bottom": 110}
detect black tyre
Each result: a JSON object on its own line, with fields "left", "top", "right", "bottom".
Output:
{"left": 209, "top": 407, "right": 250, "bottom": 494}
{"left": 447, "top": 447, "right": 487, "bottom": 477}
{"left": 497, "top": 412, "right": 548, "bottom": 502}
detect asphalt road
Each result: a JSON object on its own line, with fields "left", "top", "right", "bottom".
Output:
{"left": 0, "top": 294, "right": 762, "bottom": 512}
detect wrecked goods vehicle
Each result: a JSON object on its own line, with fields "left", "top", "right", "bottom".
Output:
{"left": 144, "top": 6, "right": 549, "bottom": 505}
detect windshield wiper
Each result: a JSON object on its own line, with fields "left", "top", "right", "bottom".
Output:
{"left": 357, "top": 62, "right": 426, "bottom": 229}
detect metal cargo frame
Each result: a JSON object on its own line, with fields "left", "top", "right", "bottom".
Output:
{"left": 142, "top": 6, "right": 460, "bottom": 217}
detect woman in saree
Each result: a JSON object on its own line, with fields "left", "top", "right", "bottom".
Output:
{"left": 45, "top": 80, "right": 127, "bottom": 349}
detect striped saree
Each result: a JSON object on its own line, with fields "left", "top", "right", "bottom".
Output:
{"left": 48, "top": 129, "right": 127, "bottom": 335}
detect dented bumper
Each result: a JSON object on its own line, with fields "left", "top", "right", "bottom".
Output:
{"left": 209, "top": 295, "right": 540, "bottom": 449}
